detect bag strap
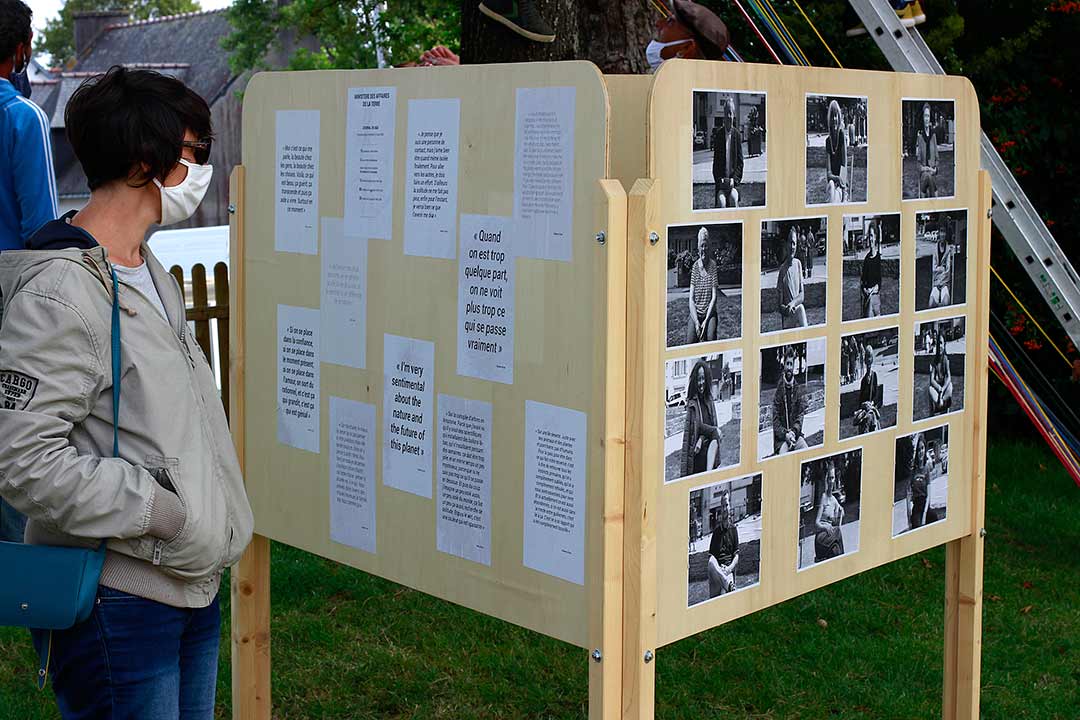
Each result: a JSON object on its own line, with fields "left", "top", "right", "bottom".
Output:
{"left": 110, "top": 265, "right": 121, "bottom": 459}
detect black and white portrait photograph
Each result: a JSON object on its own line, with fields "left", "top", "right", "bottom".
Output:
{"left": 692, "top": 90, "right": 767, "bottom": 211}
{"left": 798, "top": 449, "right": 862, "bottom": 571}
{"left": 666, "top": 222, "right": 742, "bottom": 349}
{"left": 665, "top": 352, "right": 742, "bottom": 483}
{"left": 902, "top": 99, "right": 956, "bottom": 200}
{"left": 758, "top": 339, "right": 827, "bottom": 461}
{"left": 806, "top": 94, "right": 868, "bottom": 206}
{"left": 688, "top": 473, "right": 763, "bottom": 607}
{"left": 840, "top": 328, "right": 900, "bottom": 440}
{"left": 842, "top": 213, "right": 901, "bottom": 321}
{"left": 914, "top": 317, "right": 966, "bottom": 421}
{"left": 760, "top": 217, "right": 827, "bottom": 334}
{"left": 893, "top": 425, "right": 949, "bottom": 536}
{"left": 915, "top": 209, "right": 968, "bottom": 311}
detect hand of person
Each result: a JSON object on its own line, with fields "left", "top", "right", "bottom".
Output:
{"left": 419, "top": 45, "right": 461, "bottom": 66}
{"left": 786, "top": 430, "right": 797, "bottom": 447}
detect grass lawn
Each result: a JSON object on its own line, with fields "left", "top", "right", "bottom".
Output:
{"left": 839, "top": 401, "right": 899, "bottom": 440}
{"left": 667, "top": 291, "right": 741, "bottom": 348}
{"left": 2, "top": 440, "right": 1077, "bottom": 718}
{"left": 665, "top": 415, "right": 742, "bottom": 482}
{"left": 805, "top": 145, "right": 869, "bottom": 204}
{"left": 761, "top": 303, "right": 827, "bottom": 334}
{"left": 903, "top": 150, "right": 956, "bottom": 199}
{"left": 693, "top": 181, "right": 766, "bottom": 210}
{"left": 842, "top": 273, "right": 900, "bottom": 321}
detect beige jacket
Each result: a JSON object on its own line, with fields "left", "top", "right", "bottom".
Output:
{"left": 0, "top": 244, "right": 253, "bottom": 608}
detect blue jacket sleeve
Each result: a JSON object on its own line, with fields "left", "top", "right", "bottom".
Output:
{"left": 11, "top": 99, "right": 58, "bottom": 241}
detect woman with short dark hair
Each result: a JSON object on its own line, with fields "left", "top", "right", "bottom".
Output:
{"left": 0, "top": 65, "right": 253, "bottom": 719}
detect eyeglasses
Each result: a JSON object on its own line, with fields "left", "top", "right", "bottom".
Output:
{"left": 181, "top": 138, "right": 212, "bottom": 165}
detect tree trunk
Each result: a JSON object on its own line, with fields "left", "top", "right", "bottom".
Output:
{"left": 460, "top": 0, "right": 654, "bottom": 74}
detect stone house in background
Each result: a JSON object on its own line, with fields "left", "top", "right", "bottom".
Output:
{"left": 32, "top": 9, "right": 313, "bottom": 229}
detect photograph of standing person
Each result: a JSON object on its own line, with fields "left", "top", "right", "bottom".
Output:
{"left": 839, "top": 328, "right": 900, "bottom": 439}
{"left": 902, "top": 99, "right": 956, "bottom": 200}
{"left": 914, "top": 317, "right": 966, "bottom": 421}
{"left": 692, "top": 90, "right": 767, "bottom": 210}
{"left": 805, "top": 94, "right": 868, "bottom": 205}
{"left": 688, "top": 473, "right": 763, "bottom": 606}
{"left": 798, "top": 450, "right": 862, "bottom": 570}
{"left": 666, "top": 222, "right": 742, "bottom": 349}
{"left": 665, "top": 352, "right": 742, "bottom": 483}
{"left": 758, "top": 340, "right": 826, "bottom": 461}
{"left": 915, "top": 209, "right": 967, "bottom": 311}
{"left": 842, "top": 213, "right": 901, "bottom": 321}
{"left": 893, "top": 426, "right": 949, "bottom": 536}
{"left": 760, "top": 217, "right": 827, "bottom": 334}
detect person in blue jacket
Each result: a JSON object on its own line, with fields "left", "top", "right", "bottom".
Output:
{"left": 0, "top": 0, "right": 57, "bottom": 544}
{"left": 0, "top": 0, "right": 57, "bottom": 253}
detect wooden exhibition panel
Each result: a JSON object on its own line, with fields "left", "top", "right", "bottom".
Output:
{"left": 635, "top": 59, "right": 987, "bottom": 650}
{"left": 237, "top": 62, "right": 624, "bottom": 661}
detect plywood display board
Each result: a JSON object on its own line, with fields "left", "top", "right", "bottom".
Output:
{"left": 238, "top": 62, "right": 624, "bottom": 656}
{"left": 637, "top": 62, "right": 985, "bottom": 648}
{"left": 231, "top": 58, "right": 990, "bottom": 720}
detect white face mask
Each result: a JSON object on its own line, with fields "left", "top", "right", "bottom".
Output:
{"left": 154, "top": 159, "right": 213, "bottom": 226}
{"left": 645, "top": 38, "right": 691, "bottom": 72}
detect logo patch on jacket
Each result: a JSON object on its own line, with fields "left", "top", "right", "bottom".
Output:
{"left": 0, "top": 370, "right": 38, "bottom": 410}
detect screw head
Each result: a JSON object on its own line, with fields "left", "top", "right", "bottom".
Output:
{"left": 648, "top": 231, "right": 660, "bottom": 245}
{"left": 986, "top": 208, "right": 993, "bottom": 219}
{"left": 591, "top": 649, "right": 603, "bottom": 663}
{"left": 979, "top": 527, "right": 987, "bottom": 538}
{"left": 596, "top": 231, "right": 606, "bottom": 245}
{"left": 227, "top": 203, "right": 237, "bottom": 214}
{"left": 20, "top": 602, "right": 28, "bottom": 611}
{"left": 643, "top": 650, "right": 654, "bottom": 663}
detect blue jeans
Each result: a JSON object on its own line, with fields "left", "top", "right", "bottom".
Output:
{"left": 0, "top": 497, "right": 27, "bottom": 542}
{"left": 32, "top": 586, "right": 221, "bottom": 720}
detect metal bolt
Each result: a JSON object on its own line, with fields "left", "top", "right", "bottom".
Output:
{"left": 595, "top": 231, "right": 606, "bottom": 245}
{"left": 227, "top": 203, "right": 237, "bottom": 215}
{"left": 643, "top": 650, "right": 654, "bottom": 663}
{"left": 979, "top": 527, "right": 987, "bottom": 538}
{"left": 20, "top": 603, "right": 28, "bottom": 611}
{"left": 591, "top": 649, "right": 603, "bottom": 663}
{"left": 648, "top": 231, "right": 660, "bottom": 245}
{"left": 986, "top": 208, "right": 993, "bottom": 219}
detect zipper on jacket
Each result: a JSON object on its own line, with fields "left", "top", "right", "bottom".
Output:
{"left": 152, "top": 539, "right": 164, "bottom": 566}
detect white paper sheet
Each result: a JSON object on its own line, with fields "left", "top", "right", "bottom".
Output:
{"left": 436, "top": 395, "right": 492, "bottom": 565}
{"left": 513, "top": 86, "right": 576, "bottom": 262}
{"left": 523, "top": 400, "right": 587, "bottom": 585}
{"left": 329, "top": 396, "right": 377, "bottom": 554}
{"left": 277, "top": 305, "right": 321, "bottom": 453}
{"left": 404, "top": 98, "right": 460, "bottom": 259}
{"left": 274, "top": 110, "right": 320, "bottom": 254}
{"left": 344, "top": 87, "right": 396, "bottom": 240}
{"left": 320, "top": 217, "right": 367, "bottom": 368}
{"left": 457, "top": 214, "right": 515, "bottom": 384}
{"left": 382, "top": 334, "right": 434, "bottom": 497}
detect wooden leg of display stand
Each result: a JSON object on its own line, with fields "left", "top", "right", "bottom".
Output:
{"left": 623, "top": 179, "right": 661, "bottom": 720}
{"left": 588, "top": 180, "right": 629, "bottom": 720}
{"left": 943, "top": 170, "right": 992, "bottom": 720}
{"left": 228, "top": 166, "right": 272, "bottom": 720}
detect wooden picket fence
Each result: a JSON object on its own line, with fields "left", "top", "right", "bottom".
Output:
{"left": 169, "top": 262, "right": 231, "bottom": 421}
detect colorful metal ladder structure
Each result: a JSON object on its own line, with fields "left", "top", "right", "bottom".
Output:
{"left": 848, "top": 0, "right": 1080, "bottom": 349}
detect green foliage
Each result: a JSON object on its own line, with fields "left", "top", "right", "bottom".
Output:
{"left": 222, "top": 0, "right": 460, "bottom": 74}
{"left": 35, "top": 0, "right": 202, "bottom": 67}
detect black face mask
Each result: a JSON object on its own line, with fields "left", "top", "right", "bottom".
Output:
{"left": 11, "top": 70, "right": 31, "bottom": 99}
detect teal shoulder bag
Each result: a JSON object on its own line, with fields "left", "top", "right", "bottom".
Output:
{"left": 0, "top": 266, "right": 123, "bottom": 686}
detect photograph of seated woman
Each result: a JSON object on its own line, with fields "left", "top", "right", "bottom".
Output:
{"left": 806, "top": 94, "right": 868, "bottom": 206}
{"left": 682, "top": 359, "right": 722, "bottom": 476}
{"left": 916, "top": 209, "right": 967, "bottom": 311}
{"left": 914, "top": 318, "right": 965, "bottom": 421}
{"left": 688, "top": 227, "right": 718, "bottom": 344}
{"left": 929, "top": 232, "right": 953, "bottom": 308}
{"left": 839, "top": 328, "right": 900, "bottom": 439}
{"left": 892, "top": 426, "right": 949, "bottom": 536}
{"left": 860, "top": 222, "right": 882, "bottom": 318}
{"left": 854, "top": 345, "right": 880, "bottom": 433}
{"left": 903, "top": 99, "right": 955, "bottom": 200}
{"left": 776, "top": 226, "right": 808, "bottom": 329}
{"left": 797, "top": 450, "right": 862, "bottom": 570}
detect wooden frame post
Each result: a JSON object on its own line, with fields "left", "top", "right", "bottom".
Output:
{"left": 623, "top": 178, "right": 661, "bottom": 720}
{"left": 942, "top": 169, "right": 992, "bottom": 720}
{"left": 228, "top": 165, "right": 272, "bottom": 720}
